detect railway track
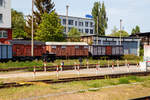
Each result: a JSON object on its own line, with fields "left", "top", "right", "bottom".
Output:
{"left": 0, "top": 82, "right": 32, "bottom": 89}
{"left": 0, "top": 71, "right": 150, "bottom": 89}
{"left": 130, "top": 96, "right": 150, "bottom": 100}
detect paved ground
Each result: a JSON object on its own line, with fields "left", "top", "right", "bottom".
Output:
{"left": 0, "top": 65, "right": 147, "bottom": 79}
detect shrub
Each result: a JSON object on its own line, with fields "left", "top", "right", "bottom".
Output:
{"left": 127, "top": 76, "right": 143, "bottom": 82}
{"left": 88, "top": 83, "right": 101, "bottom": 88}
{"left": 122, "top": 54, "right": 140, "bottom": 60}
{"left": 118, "top": 77, "right": 130, "bottom": 84}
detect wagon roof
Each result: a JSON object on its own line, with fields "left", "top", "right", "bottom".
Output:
{"left": 46, "top": 42, "right": 88, "bottom": 46}
{"left": 8, "top": 40, "right": 45, "bottom": 45}
{"left": 0, "top": 42, "right": 11, "bottom": 45}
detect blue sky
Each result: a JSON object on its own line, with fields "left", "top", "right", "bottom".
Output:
{"left": 12, "top": 0, "right": 150, "bottom": 34}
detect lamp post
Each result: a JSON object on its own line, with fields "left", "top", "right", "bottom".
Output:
{"left": 31, "top": 0, "right": 34, "bottom": 56}
{"left": 66, "top": 5, "right": 69, "bottom": 34}
{"left": 97, "top": 16, "right": 99, "bottom": 45}
{"left": 120, "top": 19, "right": 122, "bottom": 45}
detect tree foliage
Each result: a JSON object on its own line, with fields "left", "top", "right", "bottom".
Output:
{"left": 35, "top": 12, "right": 64, "bottom": 42}
{"left": 131, "top": 25, "right": 140, "bottom": 35}
{"left": 25, "top": 0, "right": 55, "bottom": 39}
{"left": 68, "top": 27, "right": 81, "bottom": 42}
{"left": 11, "top": 9, "right": 27, "bottom": 39}
{"left": 92, "top": 1, "right": 108, "bottom": 36}
{"left": 110, "top": 30, "right": 129, "bottom": 37}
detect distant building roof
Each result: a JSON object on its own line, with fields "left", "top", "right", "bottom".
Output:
{"left": 81, "top": 35, "right": 140, "bottom": 39}
{"left": 8, "top": 40, "right": 45, "bottom": 45}
{"left": 46, "top": 42, "right": 88, "bottom": 46}
{"left": 131, "top": 32, "right": 150, "bottom": 36}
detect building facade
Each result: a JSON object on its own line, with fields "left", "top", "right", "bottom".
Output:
{"left": 59, "top": 15, "right": 95, "bottom": 35}
{"left": 131, "top": 32, "right": 150, "bottom": 46}
{"left": 81, "top": 35, "right": 141, "bottom": 56}
{"left": 0, "top": 0, "right": 12, "bottom": 43}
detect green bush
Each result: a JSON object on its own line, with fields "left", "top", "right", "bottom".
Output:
{"left": 122, "top": 54, "right": 140, "bottom": 60}
{"left": 88, "top": 83, "right": 101, "bottom": 88}
{"left": 127, "top": 76, "right": 143, "bottom": 82}
{"left": 118, "top": 77, "right": 130, "bottom": 84}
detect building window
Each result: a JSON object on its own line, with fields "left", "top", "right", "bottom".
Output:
{"left": 79, "top": 29, "right": 83, "bottom": 33}
{"left": 61, "top": 46, "right": 66, "bottom": 49}
{"left": 0, "top": 31, "right": 8, "bottom": 38}
{"left": 79, "top": 22, "right": 83, "bottom": 26}
{"left": 0, "top": 14, "right": 2, "bottom": 23}
{"left": 0, "top": 0, "right": 3, "bottom": 6}
{"left": 64, "top": 27, "right": 66, "bottom": 32}
{"left": 79, "top": 29, "right": 81, "bottom": 32}
{"left": 85, "top": 22, "right": 89, "bottom": 27}
{"left": 85, "top": 29, "right": 89, "bottom": 34}
{"left": 63, "top": 19, "right": 66, "bottom": 25}
{"left": 90, "top": 22, "right": 93, "bottom": 27}
{"left": 75, "top": 21, "right": 78, "bottom": 26}
{"left": 68, "top": 20, "right": 74, "bottom": 25}
{"left": 90, "top": 29, "right": 93, "bottom": 34}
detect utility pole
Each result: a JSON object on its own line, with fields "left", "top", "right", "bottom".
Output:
{"left": 120, "top": 19, "right": 122, "bottom": 45}
{"left": 31, "top": 0, "right": 34, "bottom": 56}
{"left": 97, "top": 16, "right": 99, "bottom": 45}
{"left": 66, "top": 5, "right": 69, "bottom": 34}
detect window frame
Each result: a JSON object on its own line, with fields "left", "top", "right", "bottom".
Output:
{"left": 0, "top": 14, "right": 3, "bottom": 23}
{"left": 68, "top": 20, "right": 74, "bottom": 25}
{"left": 0, "top": 0, "right": 3, "bottom": 7}
{"left": 63, "top": 19, "right": 66, "bottom": 25}
{"left": 0, "top": 30, "right": 8, "bottom": 38}
{"left": 85, "top": 29, "right": 89, "bottom": 34}
{"left": 90, "top": 29, "right": 93, "bottom": 34}
{"left": 85, "top": 21, "right": 89, "bottom": 27}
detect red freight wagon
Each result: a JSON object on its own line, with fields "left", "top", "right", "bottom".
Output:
{"left": 46, "top": 42, "right": 89, "bottom": 58}
{"left": 106, "top": 46, "right": 112, "bottom": 55}
{"left": 7, "top": 40, "right": 46, "bottom": 61}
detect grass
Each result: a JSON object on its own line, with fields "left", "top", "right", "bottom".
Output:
{"left": 0, "top": 59, "right": 138, "bottom": 69}
{"left": 0, "top": 75, "right": 149, "bottom": 100}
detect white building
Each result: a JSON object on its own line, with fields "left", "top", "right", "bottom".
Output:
{"left": 0, "top": 0, "right": 12, "bottom": 43}
{"left": 0, "top": 0, "right": 11, "bottom": 28}
{"left": 59, "top": 15, "right": 95, "bottom": 35}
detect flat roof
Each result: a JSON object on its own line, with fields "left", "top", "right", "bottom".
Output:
{"left": 59, "top": 15, "right": 94, "bottom": 21}
{"left": 46, "top": 42, "right": 88, "bottom": 46}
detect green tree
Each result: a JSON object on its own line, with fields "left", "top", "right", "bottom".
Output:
{"left": 68, "top": 27, "right": 81, "bottom": 42}
{"left": 110, "top": 30, "right": 129, "bottom": 37}
{"left": 92, "top": 1, "right": 108, "bottom": 36}
{"left": 11, "top": 9, "right": 27, "bottom": 39}
{"left": 35, "top": 12, "right": 64, "bottom": 42}
{"left": 25, "top": 0, "right": 55, "bottom": 39}
{"left": 131, "top": 25, "right": 140, "bottom": 35}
